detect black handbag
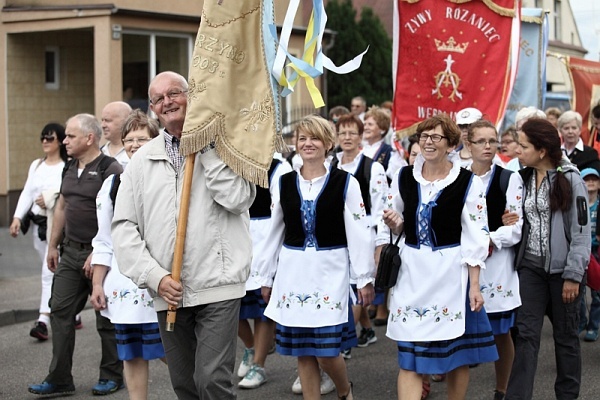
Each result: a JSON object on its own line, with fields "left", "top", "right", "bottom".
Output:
{"left": 375, "top": 230, "right": 402, "bottom": 290}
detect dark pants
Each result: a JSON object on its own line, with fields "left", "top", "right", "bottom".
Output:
{"left": 157, "top": 299, "right": 240, "bottom": 400}
{"left": 45, "top": 242, "right": 123, "bottom": 386}
{"left": 506, "top": 267, "right": 582, "bottom": 400}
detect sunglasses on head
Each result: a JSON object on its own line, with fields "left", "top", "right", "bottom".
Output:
{"left": 40, "top": 135, "right": 56, "bottom": 143}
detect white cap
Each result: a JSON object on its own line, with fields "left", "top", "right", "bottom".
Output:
{"left": 456, "top": 107, "right": 483, "bottom": 125}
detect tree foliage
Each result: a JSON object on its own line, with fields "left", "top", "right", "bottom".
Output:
{"left": 325, "top": 0, "right": 393, "bottom": 112}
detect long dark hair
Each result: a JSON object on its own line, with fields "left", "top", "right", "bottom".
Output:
{"left": 41, "top": 123, "right": 67, "bottom": 162}
{"left": 521, "top": 118, "right": 572, "bottom": 211}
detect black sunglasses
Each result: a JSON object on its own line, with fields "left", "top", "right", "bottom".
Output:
{"left": 40, "top": 135, "right": 56, "bottom": 143}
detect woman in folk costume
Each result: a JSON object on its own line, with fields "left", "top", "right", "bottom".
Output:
{"left": 236, "top": 157, "right": 292, "bottom": 389}
{"left": 90, "top": 110, "right": 165, "bottom": 400}
{"left": 464, "top": 120, "right": 523, "bottom": 400}
{"left": 331, "top": 113, "right": 388, "bottom": 352}
{"left": 378, "top": 114, "right": 498, "bottom": 400}
{"left": 258, "top": 115, "right": 375, "bottom": 400}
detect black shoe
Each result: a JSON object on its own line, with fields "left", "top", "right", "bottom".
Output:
{"left": 357, "top": 328, "right": 377, "bottom": 348}
{"left": 30, "top": 321, "right": 48, "bottom": 341}
{"left": 493, "top": 390, "right": 505, "bottom": 400}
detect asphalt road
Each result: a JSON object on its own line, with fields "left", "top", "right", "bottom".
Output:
{"left": 1, "top": 228, "right": 600, "bottom": 399}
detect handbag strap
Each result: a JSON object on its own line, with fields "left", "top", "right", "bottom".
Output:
{"left": 389, "top": 229, "right": 402, "bottom": 246}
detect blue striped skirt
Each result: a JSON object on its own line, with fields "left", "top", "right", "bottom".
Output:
{"left": 276, "top": 304, "right": 357, "bottom": 357}
{"left": 115, "top": 323, "right": 165, "bottom": 361}
{"left": 487, "top": 310, "right": 516, "bottom": 335}
{"left": 239, "top": 289, "right": 269, "bottom": 321}
{"left": 397, "top": 298, "right": 498, "bottom": 374}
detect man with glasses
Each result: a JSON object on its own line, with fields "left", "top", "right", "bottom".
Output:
{"left": 28, "top": 114, "right": 124, "bottom": 397}
{"left": 100, "top": 101, "right": 132, "bottom": 167}
{"left": 112, "top": 71, "right": 256, "bottom": 400}
{"left": 351, "top": 96, "right": 367, "bottom": 121}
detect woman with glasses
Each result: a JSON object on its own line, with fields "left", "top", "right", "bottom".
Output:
{"left": 379, "top": 114, "right": 498, "bottom": 400}
{"left": 90, "top": 110, "right": 165, "bottom": 400}
{"left": 464, "top": 120, "right": 523, "bottom": 400}
{"left": 332, "top": 113, "right": 388, "bottom": 354}
{"left": 9, "top": 123, "right": 68, "bottom": 341}
{"left": 258, "top": 115, "right": 375, "bottom": 400}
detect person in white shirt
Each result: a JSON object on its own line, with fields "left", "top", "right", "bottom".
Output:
{"left": 9, "top": 123, "right": 68, "bottom": 341}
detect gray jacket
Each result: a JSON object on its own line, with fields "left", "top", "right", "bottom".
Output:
{"left": 515, "top": 161, "right": 591, "bottom": 283}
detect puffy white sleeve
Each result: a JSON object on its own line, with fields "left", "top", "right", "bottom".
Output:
{"left": 91, "top": 175, "right": 115, "bottom": 269}
{"left": 460, "top": 175, "right": 490, "bottom": 269}
{"left": 369, "top": 161, "right": 389, "bottom": 230}
{"left": 256, "top": 175, "right": 286, "bottom": 288}
{"left": 13, "top": 160, "right": 40, "bottom": 219}
{"left": 345, "top": 176, "right": 376, "bottom": 289}
{"left": 490, "top": 172, "right": 523, "bottom": 250}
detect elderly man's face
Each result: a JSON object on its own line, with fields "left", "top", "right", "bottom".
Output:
{"left": 351, "top": 100, "right": 365, "bottom": 115}
{"left": 149, "top": 75, "right": 188, "bottom": 132}
{"left": 101, "top": 104, "right": 128, "bottom": 142}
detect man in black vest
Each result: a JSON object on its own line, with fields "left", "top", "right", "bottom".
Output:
{"left": 28, "top": 114, "right": 123, "bottom": 397}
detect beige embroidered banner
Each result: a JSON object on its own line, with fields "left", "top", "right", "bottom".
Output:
{"left": 180, "top": 0, "right": 285, "bottom": 188}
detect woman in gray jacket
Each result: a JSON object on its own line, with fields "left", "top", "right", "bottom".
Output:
{"left": 506, "top": 118, "right": 590, "bottom": 400}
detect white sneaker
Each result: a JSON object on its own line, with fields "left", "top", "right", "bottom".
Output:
{"left": 291, "top": 375, "right": 302, "bottom": 394}
{"left": 320, "top": 370, "right": 335, "bottom": 395}
{"left": 237, "top": 348, "right": 254, "bottom": 378}
{"left": 238, "top": 365, "right": 267, "bottom": 389}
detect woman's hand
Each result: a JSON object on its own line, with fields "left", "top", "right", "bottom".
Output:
{"left": 34, "top": 194, "right": 47, "bottom": 209}
{"left": 90, "top": 284, "right": 107, "bottom": 311}
{"left": 358, "top": 283, "right": 375, "bottom": 307}
{"left": 261, "top": 286, "right": 272, "bottom": 304}
{"left": 469, "top": 284, "right": 485, "bottom": 312}
{"left": 9, "top": 218, "right": 20, "bottom": 237}
{"left": 382, "top": 209, "right": 404, "bottom": 236}
{"left": 501, "top": 210, "right": 519, "bottom": 226}
{"left": 562, "top": 280, "right": 580, "bottom": 304}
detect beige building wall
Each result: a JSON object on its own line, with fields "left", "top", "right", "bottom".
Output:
{"left": 0, "top": 1, "right": 326, "bottom": 224}
{"left": 7, "top": 29, "right": 94, "bottom": 191}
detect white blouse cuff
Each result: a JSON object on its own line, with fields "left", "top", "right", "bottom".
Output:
{"left": 462, "top": 258, "right": 486, "bottom": 270}
{"left": 355, "top": 277, "right": 375, "bottom": 290}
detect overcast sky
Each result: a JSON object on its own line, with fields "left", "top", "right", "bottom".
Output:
{"left": 570, "top": 0, "right": 599, "bottom": 61}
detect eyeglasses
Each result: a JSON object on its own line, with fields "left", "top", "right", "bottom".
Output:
{"left": 500, "top": 139, "right": 515, "bottom": 145}
{"left": 123, "top": 137, "right": 151, "bottom": 145}
{"left": 338, "top": 131, "right": 360, "bottom": 137}
{"left": 40, "top": 135, "right": 56, "bottom": 143}
{"left": 417, "top": 133, "right": 447, "bottom": 143}
{"left": 150, "top": 89, "right": 187, "bottom": 106}
{"left": 469, "top": 139, "right": 500, "bottom": 147}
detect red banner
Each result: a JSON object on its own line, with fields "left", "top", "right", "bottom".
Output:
{"left": 567, "top": 56, "right": 600, "bottom": 145}
{"left": 392, "top": 0, "right": 520, "bottom": 136}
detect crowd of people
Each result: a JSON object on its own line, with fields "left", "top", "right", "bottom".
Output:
{"left": 9, "top": 75, "right": 600, "bottom": 400}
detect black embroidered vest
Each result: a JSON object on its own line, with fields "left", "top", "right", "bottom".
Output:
{"left": 249, "top": 159, "right": 282, "bottom": 219}
{"left": 400, "top": 166, "right": 473, "bottom": 248}
{"left": 330, "top": 154, "right": 373, "bottom": 215}
{"left": 280, "top": 167, "right": 349, "bottom": 249}
{"left": 486, "top": 166, "right": 509, "bottom": 232}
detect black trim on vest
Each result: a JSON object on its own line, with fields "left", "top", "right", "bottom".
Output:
{"left": 330, "top": 154, "right": 373, "bottom": 215}
{"left": 250, "top": 159, "right": 282, "bottom": 219}
{"left": 400, "top": 166, "right": 473, "bottom": 249}
{"left": 280, "top": 168, "right": 350, "bottom": 249}
{"left": 486, "top": 166, "right": 508, "bottom": 232}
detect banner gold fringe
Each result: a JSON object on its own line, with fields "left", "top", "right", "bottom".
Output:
{"left": 180, "top": 111, "right": 281, "bottom": 188}
{"left": 522, "top": 14, "right": 543, "bottom": 24}
{"left": 401, "top": 0, "right": 516, "bottom": 17}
